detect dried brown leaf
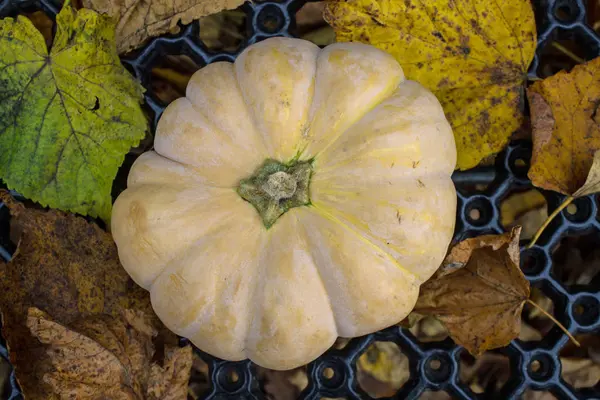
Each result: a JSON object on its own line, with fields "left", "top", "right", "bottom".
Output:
{"left": 27, "top": 307, "right": 192, "bottom": 399}
{"left": 459, "top": 353, "right": 511, "bottom": 394}
{"left": 256, "top": 367, "right": 307, "bottom": 400}
{"left": 414, "top": 227, "right": 530, "bottom": 356}
{"left": 0, "top": 191, "right": 161, "bottom": 397}
{"left": 561, "top": 357, "right": 600, "bottom": 389}
{"left": 82, "top": 0, "right": 244, "bottom": 54}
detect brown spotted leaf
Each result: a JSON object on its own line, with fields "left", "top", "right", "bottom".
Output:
{"left": 0, "top": 191, "right": 161, "bottom": 398}
{"left": 27, "top": 308, "right": 193, "bottom": 399}
{"left": 528, "top": 57, "right": 600, "bottom": 196}
{"left": 414, "top": 227, "right": 530, "bottom": 356}
{"left": 324, "top": 0, "right": 537, "bottom": 170}
{"left": 82, "top": 0, "right": 244, "bottom": 54}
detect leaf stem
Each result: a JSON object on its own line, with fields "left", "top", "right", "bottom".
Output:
{"left": 526, "top": 299, "right": 580, "bottom": 347}
{"left": 551, "top": 42, "right": 585, "bottom": 64}
{"left": 527, "top": 196, "right": 573, "bottom": 248}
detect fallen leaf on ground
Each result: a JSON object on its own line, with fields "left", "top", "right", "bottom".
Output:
{"left": 0, "top": 3, "right": 147, "bottom": 221}
{"left": 414, "top": 227, "right": 530, "bottom": 356}
{"left": 324, "top": 0, "right": 536, "bottom": 170}
{"left": 527, "top": 57, "right": 600, "bottom": 196}
{"left": 500, "top": 189, "right": 547, "bottom": 239}
{"left": 82, "top": 0, "right": 244, "bottom": 54}
{"left": 591, "top": 0, "right": 600, "bottom": 32}
{"left": 188, "top": 352, "right": 210, "bottom": 399}
{"left": 553, "top": 236, "right": 600, "bottom": 287}
{"left": 256, "top": 367, "right": 308, "bottom": 400}
{"left": 560, "top": 357, "right": 600, "bottom": 389}
{"left": 459, "top": 353, "right": 510, "bottom": 394}
{"left": 519, "top": 321, "right": 543, "bottom": 342}
{"left": 522, "top": 390, "right": 558, "bottom": 400}
{"left": 357, "top": 341, "right": 409, "bottom": 398}
{"left": 0, "top": 191, "right": 160, "bottom": 398}
{"left": 419, "top": 390, "right": 453, "bottom": 400}
{"left": 408, "top": 315, "right": 448, "bottom": 343}
{"left": 27, "top": 307, "right": 192, "bottom": 399}
{"left": 197, "top": 9, "right": 246, "bottom": 53}
{"left": 560, "top": 333, "right": 600, "bottom": 389}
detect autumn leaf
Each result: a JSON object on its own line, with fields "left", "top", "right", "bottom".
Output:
{"left": 528, "top": 57, "right": 600, "bottom": 196}
{"left": 499, "top": 189, "right": 547, "bottom": 240}
{"left": 561, "top": 357, "right": 600, "bottom": 389}
{"left": 414, "top": 227, "right": 530, "bottom": 356}
{"left": 82, "top": 0, "right": 244, "bottom": 54}
{"left": 525, "top": 57, "right": 600, "bottom": 247}
{"left": 0, "top": 3, "right": 147, "bottom": 221}
{"left": 27, "top": 307, "right": 193, "bottom": 399}
{"left": 357, "top": 341, "right": 409, "bottom": 398}
{"left": 0, "top": 191, "right": 160, "bottom": 398}
{"left": 324, "top": 0, "right": 536, "bottom": 170}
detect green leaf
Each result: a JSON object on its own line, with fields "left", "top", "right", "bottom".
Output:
{"left": 0, "top": 4, "right": 147, "bottom": 221}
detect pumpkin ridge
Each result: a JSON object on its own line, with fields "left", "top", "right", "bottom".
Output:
{"left": 308, "top": 203, "right": 418, "bottom": 281}
{"left": 143, "top": 200, "right": 249, "bottom": 290}
{"left": 183, "top": 95, "right": 254, "bottom": 165}
{"left": 150, "top": 213, "right": 265, "bottom": 340}
{"left": 294, "top": 212, "right": 341, "bottom": 336}
{"left": 310, "top": 94, "right": 392, "bottom": 160}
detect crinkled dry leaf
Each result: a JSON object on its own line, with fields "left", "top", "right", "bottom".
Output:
{"left": 324, "top": 0, "right": 536, "bottom": 170}
{"left": 414, "top": 227, "right": 530, "bottom": 356}
{"left": 574, "top": 150, "right": 600, "bottom": 197}
{"left": 0, "top": 4, "right": 147, "bottom": 221}
{"left": 357, "top": 341, "right": 409, "bottom": 398}
{"left": 82, "top": 0, "right": 244, "bottom": 54}
{"left": 459, "top": 353, "right": 511, "bottom": 394}
{"left": 500, "top": 189, "right": 547, "bottom": 239}
{"left": 256, "top": 367, "right": 307, "bottom": 400}
{"left": 528, "top": 57, "right": 600, "bottom": 196}
{"left": 561, "top": 357, "right": 600, "bottom": 389}
{"left": 0, "top": 191, "right": 157, "bottom": 398}
{"left": 27, "top": 308, "right": 193, "bottom": 399}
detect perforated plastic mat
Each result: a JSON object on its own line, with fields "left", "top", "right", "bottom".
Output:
{"left": 0, "top": 0, "right": 599, "bottom": 399}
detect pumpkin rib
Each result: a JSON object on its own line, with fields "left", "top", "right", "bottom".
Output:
{"left": 185, "top": 62, "right": 269, "bottom": 160}
{"left": 234, "top": 37, "right": 320, "bottom": 161}
{"left": 113, "top": 185, "right": 252, "bottom": 288}
{"left": 296, "top": 207, "right": 420, "bottom": 337}
{"left": 314, "top": 81, "right": 455, "bottom": 174}
{"left": 150, "top": 214, "right": 266, "bottom": 360}
{"left": 310, "top": 176, "right": 456, "bottom": 283}
{"left": 127, "top": 151, "right": 222, "bottom": 188}
{"left": 154, "top": 97, "right": 254, "bottom": 186}
{"left": 308, "top": 203, "right": 418, "bottom": 280}
{"left": 144, "top": 198, "right": 254, "bottom": 289}
{"left": 243, "top": 211, "right": 338, "bottom": 370}
{"left": 301, "top": 42, "right": 404, "bottom": 159}
{"left": 294, "top": 212, "right": 343, "bottom": 336}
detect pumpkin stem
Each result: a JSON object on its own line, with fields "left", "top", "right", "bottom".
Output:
{"left": 237, "top": 159, "right": 312, "bottom": 229}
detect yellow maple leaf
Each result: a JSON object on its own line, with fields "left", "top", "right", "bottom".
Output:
{"left": 525, "top": 57, "right": 600, "bottom": 248}
{"left": 527, "top": 57, "right": 600, "bottom": 196}
{"left": 324, "top": 0, "right": 536, "bottom": 170}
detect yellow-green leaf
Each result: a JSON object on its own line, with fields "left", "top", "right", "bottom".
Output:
{"left": 527, "top": 57, "right": 600, "bottom": 196}
{"left": 0, "top": 4, "right": 147, "bottom": 221}
{"left": 324, "top": 0, "right": 536, "bottom": 170}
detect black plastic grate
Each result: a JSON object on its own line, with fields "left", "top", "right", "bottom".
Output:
{"left": 0, "top": 0, "right": 599, "bottom": 399}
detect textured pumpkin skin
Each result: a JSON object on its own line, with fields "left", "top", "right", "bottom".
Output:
{"left": 111, "top": 37, "right": 457, "bottom": 370}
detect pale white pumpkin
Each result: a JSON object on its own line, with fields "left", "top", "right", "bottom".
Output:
{"left": 111, "top": 37, "right": 457, "bottom": 370}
